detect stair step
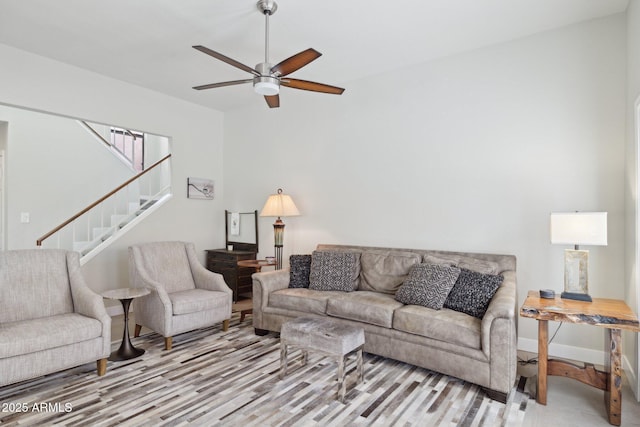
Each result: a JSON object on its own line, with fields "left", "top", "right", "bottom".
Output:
{"left": 92, "top": 227, "right": 112, "bottom": 240}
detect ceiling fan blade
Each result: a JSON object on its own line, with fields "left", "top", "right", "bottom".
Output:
{"left": 193, "top": 79, "right": 253, "bottom": 90}
{"left": 193, "top": 45, "right": 260, "bottom": 76}
{"left": 270, "top": 48, "right": 322, "bottom": 77}
{"left": 282, "top": 78, "right": 345, "bottom": 95}
{"left": 265, "top": 95, "right": 280, "bottom": 108}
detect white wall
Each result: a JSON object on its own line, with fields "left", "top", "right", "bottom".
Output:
{"left": 0, "top": 105, "right": 133, "bottom": 249}
{"left": 0, "top": 43, "right": 226, "bottom": 297}
{"left": 224, "top": 15, "right": 626, "bottom": 361}
{"left": 625, "top": 0, "right": 640, "bottom": 398}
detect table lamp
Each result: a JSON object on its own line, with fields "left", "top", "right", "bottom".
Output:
{"left": 260, "top": 188, "right": 300, "bottom": 269}
{"left": 550, "top": 212, "right": 607, "bottom": 302}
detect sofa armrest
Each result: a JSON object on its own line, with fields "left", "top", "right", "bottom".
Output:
{"left": 481, "top": 270, "right": 516, "bottom": 352}
{"left": 252, "top": 269, "right": 290, "bottom": 330}
{"left": 481, "top": 269, "right": 517, "bottom": 394}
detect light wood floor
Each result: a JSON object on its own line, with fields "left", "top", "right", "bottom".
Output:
{"left": 110, "top": 307, "right": 640, "bottom": 427}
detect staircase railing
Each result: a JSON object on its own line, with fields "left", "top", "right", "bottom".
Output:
{"left": 79, "top": 121, "right": 144, "bottom": 172}
{"left": 36, "top": 154, "right": 171, "bottom": 258}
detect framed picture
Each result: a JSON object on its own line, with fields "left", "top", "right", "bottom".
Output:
{"left": 187, "top": 177, "right": 214, "bottom": 199}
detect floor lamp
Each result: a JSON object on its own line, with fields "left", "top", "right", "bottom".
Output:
{"left": 260, "top": 188, "right": 300, "bottom": 269}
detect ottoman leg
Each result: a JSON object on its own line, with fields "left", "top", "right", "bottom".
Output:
{"left": 338, "top": 354, "right": 346, "bottom": 403}
{"left": 301, "top": 350, "right": 308, "bottom": 367}
{"left": 357, "top": 347, "right": 364, "bottom": 384}
{"left": 280, "top": 342, "right": 288, "bottom": 380}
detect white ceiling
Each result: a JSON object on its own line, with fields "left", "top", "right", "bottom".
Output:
{"left": 0, "top": 0, "right": 629, "bottom": 112}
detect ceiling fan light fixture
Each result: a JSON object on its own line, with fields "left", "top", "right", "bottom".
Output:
{"left": 254, "top": 76, "right": 280, "bottom": 95}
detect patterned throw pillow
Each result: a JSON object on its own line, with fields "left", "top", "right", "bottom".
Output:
{"left": 444, "top": 268, "right": 504, "bottom": 319}
{"left": 289, "top": 255, "right": 312, "bottom": 288}
{"left": 395, "top": 263, "right": 461, "bottom": 309}
{"left": 308, "top": 251, "right": 361, "bottom": 292}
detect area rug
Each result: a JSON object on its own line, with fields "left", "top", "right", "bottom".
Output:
{"left": 0, "top": 315, "right": 533, "bottom": 426}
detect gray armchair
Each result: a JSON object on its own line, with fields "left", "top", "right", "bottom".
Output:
{"left": 0, "top": 249, "right": 111, "bottom": 386}
{"left": 130, "top": 241, "right": 232, "bottom": 350}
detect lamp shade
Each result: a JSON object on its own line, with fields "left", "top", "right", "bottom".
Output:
{"left": 260, "top": 189, "right": 300, "bottom": 218}
{"left": 550, "top": 212, "right": 607, "bottom": 246}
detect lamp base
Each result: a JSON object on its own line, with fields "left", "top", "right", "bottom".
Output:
{"left": 275, "top": 246, "right": 282, "bottom": 270}
{"left": 561, "top": 291, "right": 592, "bottom": 302}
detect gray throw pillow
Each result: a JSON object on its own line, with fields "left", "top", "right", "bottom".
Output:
{"left": 289, "top": 254, "right": 312, "bottom": 288}
{"left": 309, "top": 250, "right": 361, "bottom": 292}
{"left": 444, "top": 268, "right": 504, "bottom": 319}
{"left": 395, "top": 263, "right": 461, "bottom": 309}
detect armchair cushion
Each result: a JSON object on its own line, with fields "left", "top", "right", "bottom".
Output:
{"left": 132, "top": 242, "right": 196, "bottom": 293}
{"left": 170, "top": 289, "right": 231, "bottom": 315}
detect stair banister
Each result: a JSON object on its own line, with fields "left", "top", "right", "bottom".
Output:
{"left": 36, "top": 154, "right": 171, "bottom": 247}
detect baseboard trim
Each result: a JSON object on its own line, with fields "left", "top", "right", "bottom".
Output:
{"left": 519, "top": 338, "right": 639, "bottom": 402}
{"left": 623, "top": 354, "right": 639, "bottom": 401}
{"left": 106, "top": 304, "right": 123, "bottom": 317}
{"left": 518, "top": 337, "right": 604, "bottom": 365}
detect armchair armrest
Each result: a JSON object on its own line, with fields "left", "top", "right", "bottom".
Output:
{"left": 129, "top": 268, "right": 174, "bottom": 336}
{"left": 185, "top": 243, "right": 232, "bottom": 296}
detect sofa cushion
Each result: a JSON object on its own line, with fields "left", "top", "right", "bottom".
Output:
{"left": 169, "top": 289, "right": 229, "bottom": 315}
{"left": 393, "top": 305, "right": 481, "bottom": 349}
{"left": 423, "top": 254, "right": 500, "bottom": 275}
{"left": 359, "top": 250, "right": 421, "bottom": 294}
{"left": 270, "top": 288, "right": 344, "bottom": 315}
{"left": 444, "top": 268, "right": 504, "bottom": 319}
{"left": 326, "top": 291, "right": 403, "bottom": 328}
{"left": 395, "top": 263, "right": 461, "bottom": 309}
{"left": 289, "top": 255, "right": 312, "bottom": 288}
{"left": 0, "top": 313, "right": 103, "bottom": 358}
{"left": 309, "top": 251, "right": 361, "bottom": 292}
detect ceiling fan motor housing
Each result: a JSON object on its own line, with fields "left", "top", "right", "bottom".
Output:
{"left": 253, "top": 62, "right": 280, "bottom": 95}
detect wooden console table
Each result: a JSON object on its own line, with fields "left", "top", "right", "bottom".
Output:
{"left": 520, "top": 290, "right": 640, "bottom": 426}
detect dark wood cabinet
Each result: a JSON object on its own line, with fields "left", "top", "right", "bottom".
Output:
{"left": 205, "top": 249, "right": 256, "bottom": 302}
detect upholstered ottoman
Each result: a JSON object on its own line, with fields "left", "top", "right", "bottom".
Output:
{"left": 279, "top": 317, "right": 365, "bottom": 402}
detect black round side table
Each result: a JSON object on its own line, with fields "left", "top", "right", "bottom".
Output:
{"left": 102, "top": 287, "right": 150, "bottom": 361}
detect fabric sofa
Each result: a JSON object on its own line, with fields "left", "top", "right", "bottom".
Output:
{"left": 252, "top": 244, "right": 517, "bottom": 402}
{"left": 0, "top": 249, "right": 111, "bottom": 386}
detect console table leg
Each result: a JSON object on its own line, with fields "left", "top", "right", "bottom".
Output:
{"left": 605, "top": 328, "right": 622, "bottom": 426}
{"left": 537, "top": 320, "right": 548, "bottom": 405}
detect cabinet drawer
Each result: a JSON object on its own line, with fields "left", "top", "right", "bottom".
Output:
{"left": 207, "top": 261, "right": 237, "bottom": 271}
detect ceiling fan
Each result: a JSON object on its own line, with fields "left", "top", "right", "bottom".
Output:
{"left": 192, "top": 0, "right": 345, "bottom": 108}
